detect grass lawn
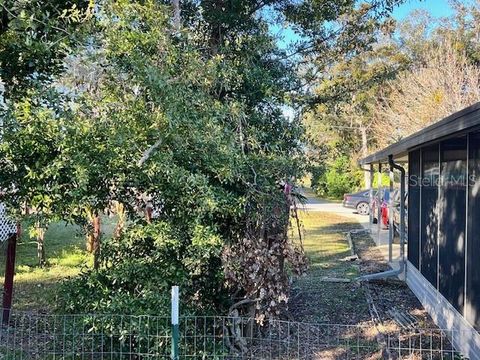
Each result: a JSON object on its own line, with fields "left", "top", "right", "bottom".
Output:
{"left": 2, "top": 206, "right": 368, "bottom": 320}
{"left": 290, "top": 211, "right": 371, "bottom": 325}
{"left": 0, "top": 217, "right": 117, "bottom": 311}
{"left": 300, "top": 211, "right": 359, "bottom": 279}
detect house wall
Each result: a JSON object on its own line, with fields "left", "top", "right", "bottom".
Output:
{"left": 407, "top": 131, "right": 480, "bottom": 328}
{"left": 406, "top": 261, "right": 480, "bottom": 360}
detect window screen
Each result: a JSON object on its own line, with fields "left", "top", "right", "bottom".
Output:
{"left": 408, "top": 150, "right": 420, "bottom": 269}
{"left": 421, "top": 145, "right": 439, "bottom": 288}
{"left": 438, "top": 136, "right": 466, "bottom": 313}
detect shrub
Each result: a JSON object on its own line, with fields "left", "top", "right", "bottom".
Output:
{"left": 313, "top": 156, "right": 362, "bottom": 199}
{"left": 57, "top": 221, "right": 228, "bottom": 316}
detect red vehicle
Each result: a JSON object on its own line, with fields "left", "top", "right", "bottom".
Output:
{"left": 371, "top": 190, "right": 390, "bottom": 229}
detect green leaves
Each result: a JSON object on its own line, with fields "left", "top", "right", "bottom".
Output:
{"left": 3, "top": 0, "right": 310, "bottom": 318}
{"left": 58, "top": 221, "right": 225, "bottom": 315}
{"left": 0, "top": 0, "right": 93, "bottom": 99}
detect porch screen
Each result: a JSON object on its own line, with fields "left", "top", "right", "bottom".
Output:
{"left": 467, "top": 132, "right": 480, "bottom": 327}
{"left": 438, "top": 136, "right": 466, "bottom": 313}
{"left": 420, "top": 144, "right": 439, "bottom": 288}
{"left": 408, "top": 150, "right": 420, "bottom": 269}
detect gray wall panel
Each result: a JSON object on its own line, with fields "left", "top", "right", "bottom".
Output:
{"left": 421, "top": 145, "right": 439, "bottom": 288}
{"left": 438, "top": 136, "right": 467, "bottom": 313}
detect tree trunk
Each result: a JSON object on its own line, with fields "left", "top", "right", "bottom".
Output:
{"left": 360, "top": 125, "right": 370, "bottom": 188}
{"left": 172, "top": 0, "right": 181, "bottom": 31}
{"left": 35, "top": 221, "right": 46, "bottom": 267}
{"left": 113, "top": 202, "right": 126, "bottom": 238}
{"left": 86, "top": 214, "right": 101, "bottom": 269}
{"left": 92, "top": 215, "right": 101, "bottom": 270}
{"left": 145, "top": 203, "right": 153, "bottom": 224}
{"left": 86, "top": 224, "right": 94, "bottom": 253}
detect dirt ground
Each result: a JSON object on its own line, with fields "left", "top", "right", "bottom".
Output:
{"left": 289, "top": 211, "right": 461, "bottom": 359}
{"left": 289, "top": 211, "right": 371, "bottom": 325}
{"left": 353, "top": 232, "right": 438, "bottom": 330}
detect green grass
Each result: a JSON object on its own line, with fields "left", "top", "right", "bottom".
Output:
{"left": 1, "top": 206, "right": 368, "bottom": 319}
{"left": 291, "top": 211, "right": 371, "bottom": 324}
{"left": 299, "top": 211, "right": 360, "bottom": 281}
{"left": 0, "top": 216, "right": 117, "bottom": 311}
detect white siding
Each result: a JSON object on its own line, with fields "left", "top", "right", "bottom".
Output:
{"left": 406, "top": 261, "right": 480, "bottom": 359}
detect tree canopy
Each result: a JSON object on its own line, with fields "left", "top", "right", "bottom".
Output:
{"left": 305, "top": 2, "right": 480, "bottom": 198}
{"left": 1, "top": 0, "right": 413, "bottom": 318}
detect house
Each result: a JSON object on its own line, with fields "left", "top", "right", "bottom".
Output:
{"left": 359, "top": 102, "right": 480, "bottom": 359}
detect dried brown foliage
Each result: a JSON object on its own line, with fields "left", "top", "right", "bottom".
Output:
{"left": 222, "top": 190, "right": 308, "bottom": 322}
{"left": 372, "top": 40, "right": 480, "bottom": 147}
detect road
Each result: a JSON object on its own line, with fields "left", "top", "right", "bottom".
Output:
{"left": 298, "top": 188, "right": 369, "bottom": 227}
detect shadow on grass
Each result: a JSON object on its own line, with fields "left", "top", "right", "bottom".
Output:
{"left": 0, "top": 216, "right": 117, "bottom": 311}
{"left": 290, "top": 211, "right": 371, "bottom": 325}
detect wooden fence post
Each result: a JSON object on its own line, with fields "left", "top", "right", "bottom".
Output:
{"left": 2, "top": 228, "right": 19, "bottom": 325}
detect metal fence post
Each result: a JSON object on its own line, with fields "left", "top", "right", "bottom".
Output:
{"left": 377, "top": 163, "right": 382, "bottom": 244}
{"left": 171, "top": 286, "right": 179, "bottom": 360}
{"left": 369, "top": 164, "right": 374, "bottom": 231}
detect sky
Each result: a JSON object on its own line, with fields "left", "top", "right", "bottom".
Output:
{"left": 278, "top": 0, "right": 456, "bottom": 119}
{"left": 273, "top": 0, "right": 455, "bottom": 50}
{"left": 392, "top": 0, "right": 453, "bottom": 20}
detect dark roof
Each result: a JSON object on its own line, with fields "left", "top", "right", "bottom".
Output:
{"left": 359, "top": 102, "right": 480, "bottom": 165}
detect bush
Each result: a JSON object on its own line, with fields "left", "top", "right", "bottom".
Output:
{"left": 57, "top": 221, "right": 228, "bottom": 316}
{"left": 312, "top": 156, "right": 362, "bottom": 199}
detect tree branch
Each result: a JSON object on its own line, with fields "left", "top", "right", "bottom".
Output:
{"left": 172, "top": 0, "right": 181, "bottom": 31}
{"left": 0, "top": 4, "right": 73, "bottom": 37}
{"left": 137, "top": 138, "right": 163, "bottom": 166}
{"left": 229, "top": 298, "right": 259, "bottom": 315}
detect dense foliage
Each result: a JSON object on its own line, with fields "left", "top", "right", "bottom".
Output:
{"left": 1, "top": 0, "right": 408, "bottom": 319}
{"left": 59, "top": 221, "right": 226, "bottom": 315}
{"left": 0, "top": 0, "right": 307, "bottom": 318}
{"left": 0, "top": 0, "right": 93, "bottom": 100}
{"left": 306, "top": 2, "right": 480, "bottom": 194}
{"left": 312, "top": 156, "right": 363, "bottom": 199}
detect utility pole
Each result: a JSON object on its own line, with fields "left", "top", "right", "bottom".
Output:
{"left": 360, "top": 125, "right": 370, "bottom": 187}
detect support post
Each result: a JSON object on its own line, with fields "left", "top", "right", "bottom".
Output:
{"left": 377, "top": 163, "right": 382, "bottom": 244}
{"left": 399, "top": 163, "right": 406, "bottom": 263}
{"left": 2, "top": 230, "right": 18, "bottom": 325}
{"left": 357, "top": 158, "right": 406, "bottom": 281}
{"left": 389, "top": 158, "right": 394, "bottom": 262}
{"left": 369, "top": 164, "right": 374, "bottom": 231}
{"left": 171, "top": 286, "right": 179, "bottom": 360}
{"left": 360, "top": 125, "right": 369, "bottom": 188}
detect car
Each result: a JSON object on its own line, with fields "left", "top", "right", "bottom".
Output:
{"left": 343, "top": 189, "right": 377, "bottom": 215}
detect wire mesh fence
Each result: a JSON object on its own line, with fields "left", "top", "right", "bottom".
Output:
{"left": 0, "top": 309, "right": 469, "bottom": 359}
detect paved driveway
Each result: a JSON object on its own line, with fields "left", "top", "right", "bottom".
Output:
{"left": 298, "top": 189, "right": 369, "bottom": 227}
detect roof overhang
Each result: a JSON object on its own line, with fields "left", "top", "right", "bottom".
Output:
{"left": 359, "top": 102, "right": 480, "bottom": 165}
